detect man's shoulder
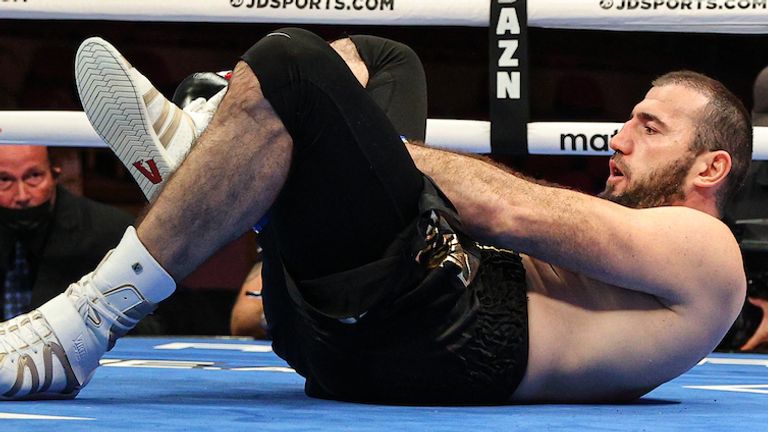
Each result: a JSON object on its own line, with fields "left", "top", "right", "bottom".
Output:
{"left": 642, "top": 206, "right": 745, "bottom": 309}
{"left": 588, "top": 203, "right": 744, "bottom": 308}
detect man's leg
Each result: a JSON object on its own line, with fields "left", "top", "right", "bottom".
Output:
{"left": 142, "top": 30, "right": 423, "bottom": 281}
{"left": 83, "top": 33, "right": 428, "bottom": 335}
{"left": 348, "top": 35, "right": 428, "bottom": 142}
{"left": 99, "top": 34, "right": 427, "bottom": 206}
{"left": 228, "top": 33, "right": 428, "bottom": 335}
{"left": 137, "top": 60, "right": 291, "bottom": 280}
{"left": 0, "top": 42, "right": 278, "bottom": 400}
{"left": 0, "top": 28, "right": 424, "bottom": 399}
{"left": 230, "top": 29, "right": 425, "bottom": 281}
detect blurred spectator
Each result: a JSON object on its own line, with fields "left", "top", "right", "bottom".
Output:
{"left": 0, "top": 145, "right": 133, "bottom": 320}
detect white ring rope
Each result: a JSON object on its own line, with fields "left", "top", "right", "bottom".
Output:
{"left": 2, "top": 111, "right": 767, "bottom": 160}
{"left": 1, "top": 0, "right": 767, "bottom": 33}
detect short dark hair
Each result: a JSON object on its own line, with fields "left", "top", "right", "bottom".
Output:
{"left": 652, "top": 71, "right": 752, "bottom": 213}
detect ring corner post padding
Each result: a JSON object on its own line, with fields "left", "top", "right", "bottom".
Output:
{"left": 489, "top": 0, "right": 529, "bottom": 155}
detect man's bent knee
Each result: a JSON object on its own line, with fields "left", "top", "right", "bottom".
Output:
{"left": 349, "top": 35, "right": 422, "bottom": 73}
{"left": 241, "top": 28, "right": 336, "bottom": 91}
{"left": 228, "top": 62, "right": 264, "bottom": 106}
{"left": 240, "top": 28, "right": 364, "bottom": 149}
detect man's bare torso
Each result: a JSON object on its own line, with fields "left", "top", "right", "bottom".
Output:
{"left": 509, "top": 255, "right": 724, "bottom": 403}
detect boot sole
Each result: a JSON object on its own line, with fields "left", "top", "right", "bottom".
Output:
{"left": 75, "top": 38, "right": 171, "bottom": 202}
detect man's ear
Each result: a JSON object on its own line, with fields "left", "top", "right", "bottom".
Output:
{"left": 692, "top": 150, "right": 731, "bottom": 190}
{"left": 51, "top": 166, "right": 62, "bottom": 180}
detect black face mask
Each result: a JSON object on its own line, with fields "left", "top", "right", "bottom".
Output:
{"left": 0, "top": 200, "right": 54, "bottom": 234}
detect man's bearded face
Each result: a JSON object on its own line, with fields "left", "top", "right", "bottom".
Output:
{"left": 598, "top": 151, "right": 696, "bottom": 209}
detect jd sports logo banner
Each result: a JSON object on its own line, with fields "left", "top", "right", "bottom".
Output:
{"left": 489, "top": 0, "right": 528, "bottom": 154}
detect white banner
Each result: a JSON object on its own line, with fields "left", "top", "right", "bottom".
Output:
{"left": 2, "top": 111, "right": 767, "bottom": 160}
{"left": 0, "top": 0, "right": 487, "bottom": 27}
{"left": 530, "top": 0, "right": 768, "bottom": 33}
{"left": 528, "top": 122, "right": 622, "bottom": 156}
{"left": 1, "top": 0, "right": 767, "bottom": 32}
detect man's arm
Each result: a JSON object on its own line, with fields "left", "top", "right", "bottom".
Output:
{"left": 407, "top": 144, "right": 745, "bottom": 308}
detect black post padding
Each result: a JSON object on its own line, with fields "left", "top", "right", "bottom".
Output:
{"left": 489, "top": 0, "right": 529, "bottom": 154}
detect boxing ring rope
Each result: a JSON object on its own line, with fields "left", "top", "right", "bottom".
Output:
{"left": 1, "top": 0, "right": 767, "bottom": 33}
{"left": 2, "top": 111, "right": 768, "bottom": 160}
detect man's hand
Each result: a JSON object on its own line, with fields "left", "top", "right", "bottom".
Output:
{"left": 230, "top": 262, "right": 268, "bottom": 339}
{"left": 740, "top": 297, "right": 768, "bottom": 351}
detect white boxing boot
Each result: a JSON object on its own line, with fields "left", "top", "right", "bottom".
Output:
{"left": 0, "top": 227, "right": 174, "bottom": 399}
{"left": 76, "top": 37, "right": 224, "bottom": 202}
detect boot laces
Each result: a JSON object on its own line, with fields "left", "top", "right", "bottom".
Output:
{"left": 66, "top": 274, "right": 137, "bottom": 341}
{"left": 0, "top": 312, "right": 50, "bottom": 357}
